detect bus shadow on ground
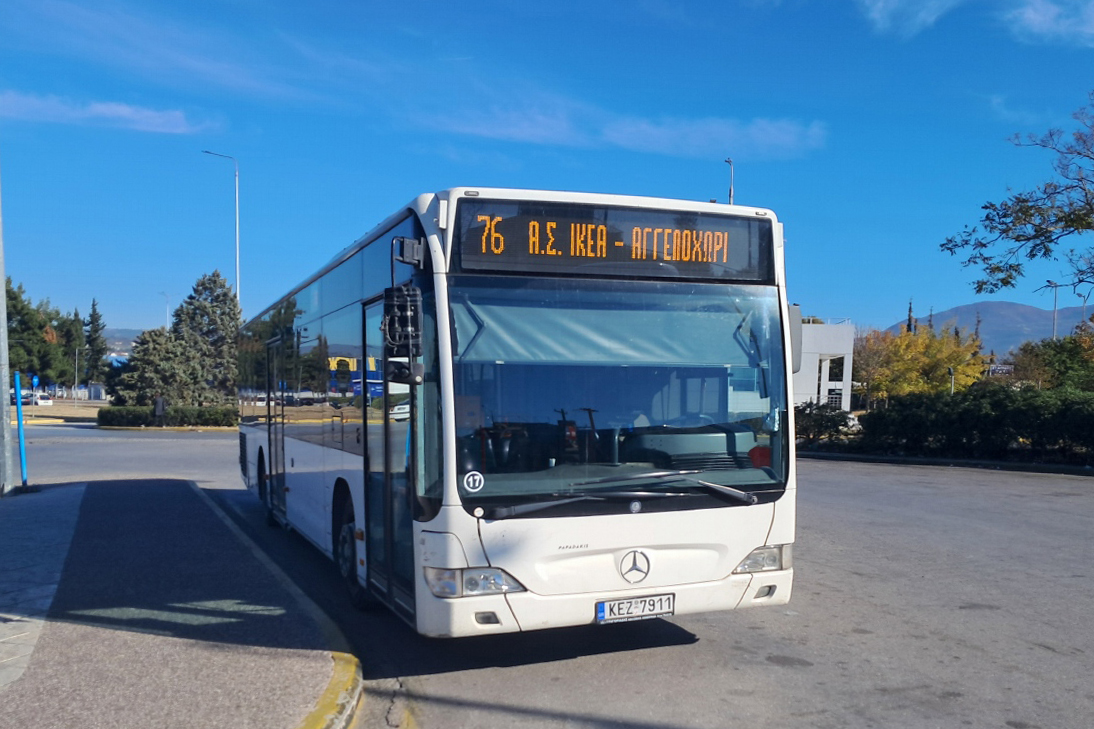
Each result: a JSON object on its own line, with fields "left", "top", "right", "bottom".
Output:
{"left": 209, "top": 484, "right": 701, "bottom": 676}
{"left": 43, "top": 479, "right": 330, "bottom": 653}
{"left": 332, "top": 575, "right": 700, "bottom": 679}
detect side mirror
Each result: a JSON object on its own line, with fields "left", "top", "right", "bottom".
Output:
{"left": 382, "top": 285, "right": 423, "bottom": 358}
{"left": 385, "top": 360, "right": 424, "bottom": 386}
{"left": 789, "top": 304, "right": 803, "bottom": 374}
{"left": 383, "top": 285, "right": 425, "bottom": 386}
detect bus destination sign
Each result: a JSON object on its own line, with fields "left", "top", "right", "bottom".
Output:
{"left": 456, "top": 199, "right": 773, "bottom": 282}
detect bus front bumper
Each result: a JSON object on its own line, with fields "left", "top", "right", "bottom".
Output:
{"left": 415, "top": 568, "right": 793, "bottom": 638}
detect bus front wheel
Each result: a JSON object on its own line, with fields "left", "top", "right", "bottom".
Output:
{"left": 336, "top": 499, "right": 376, "bottom": 610}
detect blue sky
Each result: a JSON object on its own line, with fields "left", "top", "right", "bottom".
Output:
{"left": 2, "top": 0, "right": 1093, "bottom": 332}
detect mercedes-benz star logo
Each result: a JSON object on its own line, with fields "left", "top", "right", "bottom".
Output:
{"left": 619, "top": 550, "right": 651, "bottom": 584}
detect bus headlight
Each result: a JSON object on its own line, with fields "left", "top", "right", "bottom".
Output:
{"left": 732, "top": 545, "right": 792, "bottom": 574}
{"left": 424, "top": 567, "right": 525, "bottom": 598}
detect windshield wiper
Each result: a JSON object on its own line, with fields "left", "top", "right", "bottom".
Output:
{"left": 486, "top": 489, "right": 685, "bottom": 519}
{"left": 485, "top": 471, "right": 760, "bottom": 518}
{"left": 679, "top": 477, "right": 759, "bottom": 505}
{"left": 565, "top": 469, "right": 703, "bottom": 489}
{"left": 567, "top": 469, "right": 758, "bottom": 505}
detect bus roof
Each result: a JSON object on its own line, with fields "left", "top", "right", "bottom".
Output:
{"left": 245, "top": 187, "right": 777, "bottom": 327}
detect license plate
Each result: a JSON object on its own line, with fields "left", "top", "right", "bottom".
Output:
{"left": 596, "top": 593, "right": 675, "bottom": 624}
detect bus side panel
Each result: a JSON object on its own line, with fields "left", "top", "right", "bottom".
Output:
{"left": 239, "top": 423, "right": 264, "bottom": 496}
{"left": 282, "top": 436, "right": 333, "bottom": 557}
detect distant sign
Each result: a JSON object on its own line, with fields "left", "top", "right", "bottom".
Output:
{"left": 31, "top": 375, "right": 39, "bottom": 388}
{"left": 988, "top": 364, "right": 1014, "bottom": 377}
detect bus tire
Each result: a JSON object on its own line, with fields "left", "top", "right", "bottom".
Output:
{"left": 337, "top": 498, "right": 376, "bottom": 610}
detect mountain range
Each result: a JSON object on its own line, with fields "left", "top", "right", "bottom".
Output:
{"left": 103, "top": 328, "right": 142, "bottom": 356}
{"left": 886, "top": 302, "right": 1092, "bottom": 356}
{"left": 104, "top": 303, "right": 1091, "bottom": 361}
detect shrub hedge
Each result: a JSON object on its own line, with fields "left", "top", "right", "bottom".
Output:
{"left": 859, "top": 383, "right": 1094, "bottom": 463}
{"left": 97, "top": 406, "right": 239, "bottom": 428}
{"left": 795, "top": 401, "right": 851, "bottom": 445}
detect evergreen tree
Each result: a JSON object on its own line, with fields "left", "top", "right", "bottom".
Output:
{"left": 5, "top": 278, "right": 78, "bottom": 386}
{"left": 57, "top": 306, "right": 86, "bottom": 388}
{"left": 84, "top": 299, "right": 110, "bottom": 384}
{"left": 113, "top": 328, "right": 194, "bottom": 406}
{"left": 109, "top": 271, "right": 241, "bottom": 406}
{"left": 6, "top": 278, "right": 45, "bottom": 377}
{"left": 170, "top": 270, "right": 241, "bottom": 406}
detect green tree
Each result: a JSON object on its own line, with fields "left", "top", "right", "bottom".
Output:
{"left": 109, "top": 271, "right": 242, "bottom": 406}
{"left": 1004, "top": 330, "right": 1094, "bottom": 391}
{"left": 56, "top": 306, "right": 85, "bottom": 388}
{"left": 84, "top": 299, "right": 110, "bottom": 384}
{"left": 113, "top": 328, "right": 194, "bottom": 406}
{"left": 4, "top": 278, "right": 82, "bottom": 386}
{"left": 853, "top": 323, "right": 984, "bottom": 408}
{"left": 170, "top": 271, "right": 242, "bottom": 406}
{"left": 942, "top": 91, "right": 1094, "bottom": 292}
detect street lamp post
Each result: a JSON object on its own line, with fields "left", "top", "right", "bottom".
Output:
{"left": 1046, "top": 280, "right": 1061, "bottom": 340}
{"left": 73, "top": 345, "right": 87, "bottom": 401}
{"left": 725, "top": 157, "right": 734, "bottom": 205}
{"left": 202, "top": 151, "right": 240, "bottom": 304}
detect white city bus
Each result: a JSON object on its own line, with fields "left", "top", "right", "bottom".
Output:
{"left": 238, "top": 187, "right": 801, "bottom": 638}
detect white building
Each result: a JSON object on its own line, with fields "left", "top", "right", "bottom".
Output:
{"left": 793, "top": 320, "right": 854, "bottom": 412}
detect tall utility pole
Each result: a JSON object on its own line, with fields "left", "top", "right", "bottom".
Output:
{"left": 0, "top": 152, "right": 16, "bottom": 495}
{"left": 202, "top": 151, "right": 240, "bottom": 305}
{"left": 725, "top": 158, "right": 735, "bottom": 205}
{"left": 1047, "top": 280, "right": 1061, "bottom": 340}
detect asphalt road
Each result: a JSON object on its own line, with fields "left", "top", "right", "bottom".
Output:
{"left": 22, "top": 427, "right": 1094, "bottom": 729}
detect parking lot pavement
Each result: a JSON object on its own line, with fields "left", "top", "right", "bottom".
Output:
{"left": 0, "top": 478, "right": 361, "bottom": 729}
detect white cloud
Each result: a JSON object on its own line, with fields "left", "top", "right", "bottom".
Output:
{"left": 7, "top": 0, "right": 307, "bottom": 99}
{"left": 987, "top": 94, "right": 1049, "bottom": 125}
{"left": 0, "top": 90, "right": 217, "bottom": 133}
{"left": 1003, "top": 0, "right": 1094, "bottom": 46}
{"left": 431, "top": 93, "right": 826, "bottom": 160}
{"left": 439, "top": 104, "right": 594, "bottom": 148}
{"left": 422, "top": 87, "right": 822, "bottom": 159}
{"left": 601, "top": 116, "right": 827, "bottom": 159}
{"left": 854, "top": 0, "right": 969, "bottom": 36}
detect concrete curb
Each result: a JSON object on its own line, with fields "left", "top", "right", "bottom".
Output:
{"left": 185, "top": 481, "right": 365, "bottom": 729}
{"left": 8, "top": 422, "right": 238, "bottom": 430}
{"left": 296, "top": 652, "right": 364, "bottom": 729}
{"left": 9, "top": 418, "right": 67, "bottom": 426}
{"left": 798, "top": 449, "right": 1094, "bottom": 478}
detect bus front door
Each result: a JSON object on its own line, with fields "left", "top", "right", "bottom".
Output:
{"left": 266, "top": 339, "right": 287, "bottom": 519}
{"left": 364, "top": 302, "right": 416, "bottom": 620}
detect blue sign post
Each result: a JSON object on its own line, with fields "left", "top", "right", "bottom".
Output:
{"left": 12, "top": 371, "right": 28, "bottom": 487}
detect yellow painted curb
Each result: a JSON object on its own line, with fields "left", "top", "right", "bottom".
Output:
{"left": 297, "top": 651, "right": 363, "bottom": 729}
{"left": 186, "top": 481, "right": 367, "bottom": 729}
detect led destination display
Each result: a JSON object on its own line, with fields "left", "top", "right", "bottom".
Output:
{"left": 456, "top": 199, "right": 774, "bottom": 282}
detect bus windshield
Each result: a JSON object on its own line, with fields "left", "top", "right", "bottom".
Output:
{"left": 450, "top": 276, "right": 789, "bottom": 518}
